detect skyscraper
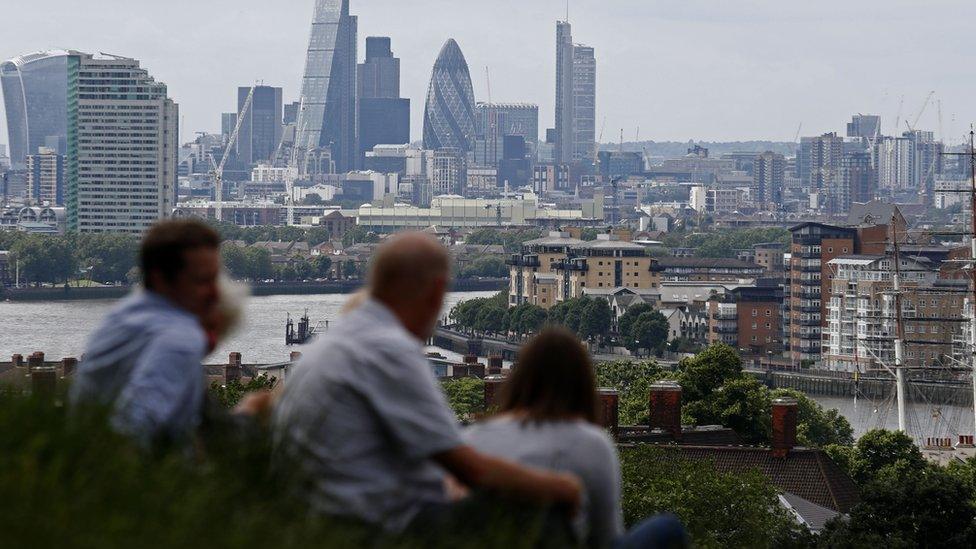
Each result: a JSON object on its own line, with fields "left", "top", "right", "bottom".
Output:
{"left": 752, "top": 152, "right": 785, "bottom": 206}
{"left": 67, "top": 53, "right": 178, "bottom": 233}
{"left": 555, "top": 22, "right": 574, "bottom": 165}
{"left": 296, "top": 0, "right": 358, "bottom": 173}
{"left": 1, "top": 51, "right": 72, "bottom": 169}
{"left": 846, "top": 114, "right": 881, "bottom": 140}
{"left": 423, "top": 39, "right": 476, "bottom": 153}
{"left": 236, "top": 85, "right": 283, "bottom": 166}
{"left": 357, "top": 36, "right": 410, "bottom": 163}
{"left": 554, "top": 22, "right": 597, "bottom": 167}
{"left": 475, "top": 102, "right": 539, "bottom": 167}
{"left": 572, "top": 45, "right": 596, "bottom": 164}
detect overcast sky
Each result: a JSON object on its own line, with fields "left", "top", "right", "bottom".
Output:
{"left": 1, "top": 0, "right": 974, "bottom": 149}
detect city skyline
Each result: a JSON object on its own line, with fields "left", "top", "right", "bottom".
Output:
{"left": 0, "top": 0, "right": 974, "bottom": 147}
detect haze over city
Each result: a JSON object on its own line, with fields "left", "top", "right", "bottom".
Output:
{"left": 1, "top": 0, "right": 974, "bottom": 144}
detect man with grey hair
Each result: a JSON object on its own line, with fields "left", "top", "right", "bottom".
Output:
{"left": 274, "top": 232, "right": 580, "bottom": 532}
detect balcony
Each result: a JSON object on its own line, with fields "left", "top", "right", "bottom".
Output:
{"left": 713, "top": 326, "right": 738, "bottom": 334}
{"left": 505, "top": 254, "right": 541, "bottom": 268}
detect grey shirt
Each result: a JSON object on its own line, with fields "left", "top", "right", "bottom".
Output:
{"left": 70, "top": 290, "right": 208, "bottom": 446}
{"left": 273, "top": 298, "right": 463, "bottom": 532}
{"left": 464, "top": 417, "right": 625, "bottom": 548}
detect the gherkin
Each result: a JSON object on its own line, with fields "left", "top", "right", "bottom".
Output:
{"left": 423, "top": 39, "right": 476, "bottom": 153}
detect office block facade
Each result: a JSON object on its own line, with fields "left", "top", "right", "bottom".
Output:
{"left": 26, "top": 147, "right": 64, "bottom": 205}
{"left": 237, "top": 85, "right": 283, "bottom": 166}
{"left": 1, "top": 51, "right": 72, "bottom": 168}
{"left": 358, "top": 36, "right": 409, "bottom": 164}
{"left": 423, "top": 39, "right": 476, "bottom": 153}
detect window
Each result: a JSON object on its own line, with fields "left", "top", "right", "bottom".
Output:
{"left": 752, "top": 310, "right": 758, "bottom": 317}
{"left": 765, "top": 309, "right": 771, "bottom": 316}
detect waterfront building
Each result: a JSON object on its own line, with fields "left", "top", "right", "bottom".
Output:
{"left": 357, "top": 192, "right": 603, "bottom": 233}
{"left": 423, "top": 39, "right": 476, "bottom": 153}
{"left": 25, "top": 147, "right": 64, "bottom": 205}
{"left": 296, "top": 0, "right": 358, "bottom": 173}
{"left": 1, "top": 51, "right": 72, "bottom": 168}
{"left": 507, "top": 231, "right": 584, "bottom": 308}
{"left": 357, "top": 37, "right": 410, "bottom": 164}
{"left": 823, "top": 255, "right": 965, "bottom": 372}
{"left": 653, "top": 257, "right": 764, "bottom": 283}
{"left": 785, "top": 221, "right": 893, "bottom": 365}
{"left": 552, "top": 235, "right": 659, "bottom": 302}
{"left": 237, "top": 86, "right": 283, "bottom": 166}
{"left": 68, "top": 53, "right": 178, "bottom": 233}
{"left": 706, "top": 283, "right": 784, "bottom": 356}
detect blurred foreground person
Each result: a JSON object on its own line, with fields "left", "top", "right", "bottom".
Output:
{"left": 274, "top": 232, "right": 581, "bottom": 534}
{"left": 70, "top": 220, "right": 222, "bottom": 447}
{"left": 465, "top": 329, "right": 689, "bottom": 549}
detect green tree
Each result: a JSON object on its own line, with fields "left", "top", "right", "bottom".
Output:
{"left": 75, "top": 233, "right": 138, "bottom": 283}
{"left": 594, "top": 360, "right": 665, "bottom": 425}
{"left": 629, "top": 311, "right": 669, "bottom": 355}
{"left": 620, "top": 445, "right": 810, "bottom": 548}
{"left": 11, "top": 235, "right": 78, "bottom": 284}
{"left": 221, "top": 244, "right": 249, "bottom": 280}
{"left": 461, "top": 255, "right": 508, "bottom": 278}
{"left": 845, "top": 429, "right": 927, "bottom": 485}
{"left": 342, "top": 260, "right": 361, "bottom": 279}
{"left": 310, "top": 255, "right": 333, "bottom": 279}
{"left": 547, "top": 296, "right": 590, "bottom": 334}
{"left": 579, "top": 298, "right": 613, "bottom": 342}
{"left": 683, "top": 377, "right": 772, "bottom": 443}
{"left": 243, "top": 247, "right": 274, "bottom": 281}
{"left": 676, "top": 343, "right": 743, "bottom": 402}
{"left": 580, "top": 227, "right": 601, "bottom": 241}
{"left": 771, "top": 389, "right": 854, "bottom": 447}
{"left": 618, "top": 303, "right": 654, "bottom": 345}
{"left": 441, "top": 377, "right": 485, "bottom": 421}
{"left": 507, "top": 303, "right": 547, "bottom": 336}
{"left": 341, "top": 226, "right": 379, "bottom": 247}
{"left": 305, "top": 226, "right": 331, "bottom": 246}
{"left": 209, "top": 375, "right": 277, "bottom": 408}
{"left": 474, "top": 303, "right": 507, "bottom": 334}
{"left": 300, "top": 193, "right": 323, "bottom": 205}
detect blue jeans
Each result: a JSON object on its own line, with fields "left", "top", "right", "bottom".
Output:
{"left": 616, "top": 514, "right": 689, "bottom": 549}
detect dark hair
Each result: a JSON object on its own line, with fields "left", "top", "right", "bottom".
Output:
{"left": 140, "top": 219, "right": 220, "bottom": 290}
{"left": 497, "top": 327, "right": 598, "bottom": 424}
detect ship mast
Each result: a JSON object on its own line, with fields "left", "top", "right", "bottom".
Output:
{"left": 967, "top": 130, "right": 976, "bottom": 433}
{"left": 891, "top": 211, "right": 908, "bottom": 432}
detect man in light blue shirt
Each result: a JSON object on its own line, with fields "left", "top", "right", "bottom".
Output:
{"left": 274, "top": 232, "right": 581, "bottom": 533}
{"left": 71, "top": 220, "right": 222, "bottom": 446}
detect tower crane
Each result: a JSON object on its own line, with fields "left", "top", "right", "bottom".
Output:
{"left": 211, "top": 85, "right": 255, "bottom": 222}
{"left": 906, "top": 91, "right": 936, "bottom": 133}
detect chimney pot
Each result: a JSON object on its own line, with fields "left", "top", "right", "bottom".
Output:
{"left": 12, "top": 354, "right": 24, "bottom": 368}
{"left": 468, "top": 361, "right": 486, "bottom": 378}
{"left": 771, "top": 397, "right": 799, "bottom": 458}
{"left": 648, "top": 381, "right": 682, "bottom": 440}
{"left": 27, "top": 352, "right": 45, "bottom": 373}
{"left": 463, "top": 354, "right": 478, "bottom": 365}
{"left": 289, "top": 351, "right": 303, "bottom": 362}
{"left": 483, "top": 374, "right": 508, "bottom": 411}
{"left": 229, "top": 352, "right": 243, "bottom": 367}
{"left": 224, "top": 353, "right": 242, "bottom": 385}
{"left": 598, "top": 388, "right": 620, "bottom": 440}
{"left": 488, "top": 355, "right": 503, "bottom": 370}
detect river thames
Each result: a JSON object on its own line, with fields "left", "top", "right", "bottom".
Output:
{"left": 1, "top": 292, "right": 972, "bottom": 442}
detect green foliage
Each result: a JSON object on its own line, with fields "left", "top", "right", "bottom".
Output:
{"left": 579, "top": 298, "right": 614, "bottom": 342}
{"left": 665, "top": 228, "right": 790, "bottom": 259}
{"left": 209, "top": 376, "right": 277, "bottom": 408}
{"left": 594, "top": 360, "right": 665, "bottom": 425}
{"left": 460, "top": 255, "right": 508, "bottom": 278}
{"left": 683, "top": 377, "right": 772, "bottom": 443}
{"left": 74, "top": 233, "right": 139, "bottom": 283}
{"left": 620, "top": 445, "right": 811, "bottom": 548}
{"left": 579, "top": 228, "right": 601, "bottom": 241}
{"left": 341, "top": 226, "right": 380, "bottom": 247}
{"left": 675, "top": 343, "right": 743, "bottom": 402}
{"left": 618, "top": 303, "right": 653, "bottom": 348}
{"left": 844, "top": 429, "right": 927, "bottom": 485}
{"left": 770, "top": 389, "right": 854, "bottom": 447}
{"left": 505, "top": 303, "right": 548, "bottom": 336}
{"left": 222, "top": 245, "right": 275, "bottom": 281}
{"left": 466, "top": 228, "right": 544, "bottom": 253}
{"left": 11, "top": 234, "right": 78, "bottom": 284}
{"left": 441, "top": 377, "right": 485, "bottom": 421}
{"left": 0, "top": 393, "right": 559, "bottom": 549}
{"left": 628, "top": 311, "right": 669, "bottom": 355}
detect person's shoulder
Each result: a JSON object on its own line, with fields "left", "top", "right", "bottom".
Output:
{"left": 567, "top": 421, "right": 618, "bottom": 455}
{"left": 151, "top": 317, "right": 207, "bottom": 354}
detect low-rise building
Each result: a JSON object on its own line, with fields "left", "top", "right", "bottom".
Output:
{"left": 706, "top": 283, "right": 784, "bottom": 357}
{"left": 653, "top": 257, "right": 764, "bottom": 282}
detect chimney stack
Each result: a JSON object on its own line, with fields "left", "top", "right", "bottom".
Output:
{"left": 463, "top": 354, "right": 478, "bottom": 365}
{"left": 27, "top": 352, "right": 45, "bottom": 374}
{"left": 483, "top": 374, "right": 508, "bottom": 411}
{"left": 648, "top": 381, "right": 682, "bottom": 440}
{"left": 771, "top": 397, "right": 798, "bottom": 458}
{"left": 958, "top": 435, "right": 975, "bottom": 448}
{"left": 61, "top": 357, "right": 78, "bottom": 378}
{"left": 225, "top": 352, "right": 243, "bottom": 385}
{"left": 488, "top": 355, "right": 503, "bottom": 376}
{"left": 598, "top": 388, "right": 620, "bottom": 440}
{"left": 289, "top": 351, "right": 303, "bottom": 363}
{"left": 31, "top": 367, "right": 58, "bottom": 397}
{"left": 12, "top": 354, "right": 24, "bottom": 368}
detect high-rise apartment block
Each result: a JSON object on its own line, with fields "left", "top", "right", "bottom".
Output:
{"left": 554, "top": 21, "right": 596, "bottom": 167}
{"left": 297, "top": 0, "right": 358, "bottom": 173}
{"left": 26, "top": 147, "right": 64, "bottom": 205}
{"left": 237, "top": 85, "right": 283, "bottom": 166}
{"left": 428, "top": 148, "right": 465, "bottom": 195}
{"left": 67, "top": 53, "right": 178, "bottom": 233}
{"left": 357, "top": 36, "right": 410, "bottom": 164}
{"left": 752, "top": 151, "right": 785, "bottom": 205}
{"left": 475, "top": 103, "right": 539, "bottom": 167}
{"left": 846, "top": 114, "right": 881, "bottom": 140}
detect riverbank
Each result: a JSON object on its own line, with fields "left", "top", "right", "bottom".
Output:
{"left": 1, "top": 278, "right": 507, "bottom": 302}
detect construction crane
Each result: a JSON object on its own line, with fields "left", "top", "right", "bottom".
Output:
{"left": 793, "top": 122, "right": 803, "bottom": 143}
{"left": 592, "top": 116, "right": 607, "bottom": 179}
{"left": 210, "top": 85, "right": 254, "bottom": 222}
{"left": 906, "top": 90, "right": 936, "bottom": 132}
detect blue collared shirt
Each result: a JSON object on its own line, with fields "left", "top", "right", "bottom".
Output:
{"left": 70, "top": 290, "right": 208, "bottom": 445}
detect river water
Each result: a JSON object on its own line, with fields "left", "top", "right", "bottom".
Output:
{"left": 2, "top": 292, "right": 973, "bottom": 443}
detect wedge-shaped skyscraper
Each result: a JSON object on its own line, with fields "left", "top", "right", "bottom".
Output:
{"left": 423, "top": 39, "right": 476, "bottom": 153}
{"left": 297, "top": 0, "right": 358, "bottom": 173}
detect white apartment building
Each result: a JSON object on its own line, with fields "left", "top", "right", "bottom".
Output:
{"left": 69, "top": 53, "right": 178, "bottom": 233}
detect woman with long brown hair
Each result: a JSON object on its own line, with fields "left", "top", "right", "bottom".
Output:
{"left": 464, "top": 328, "right": 687, "bottom": 548}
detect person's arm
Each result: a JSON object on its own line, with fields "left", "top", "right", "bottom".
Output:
{"left": 434, "top": 446, "right": 582, "bottom": 512}
{"left": 113, "top": 328, "right": 206, "bottom": 445}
